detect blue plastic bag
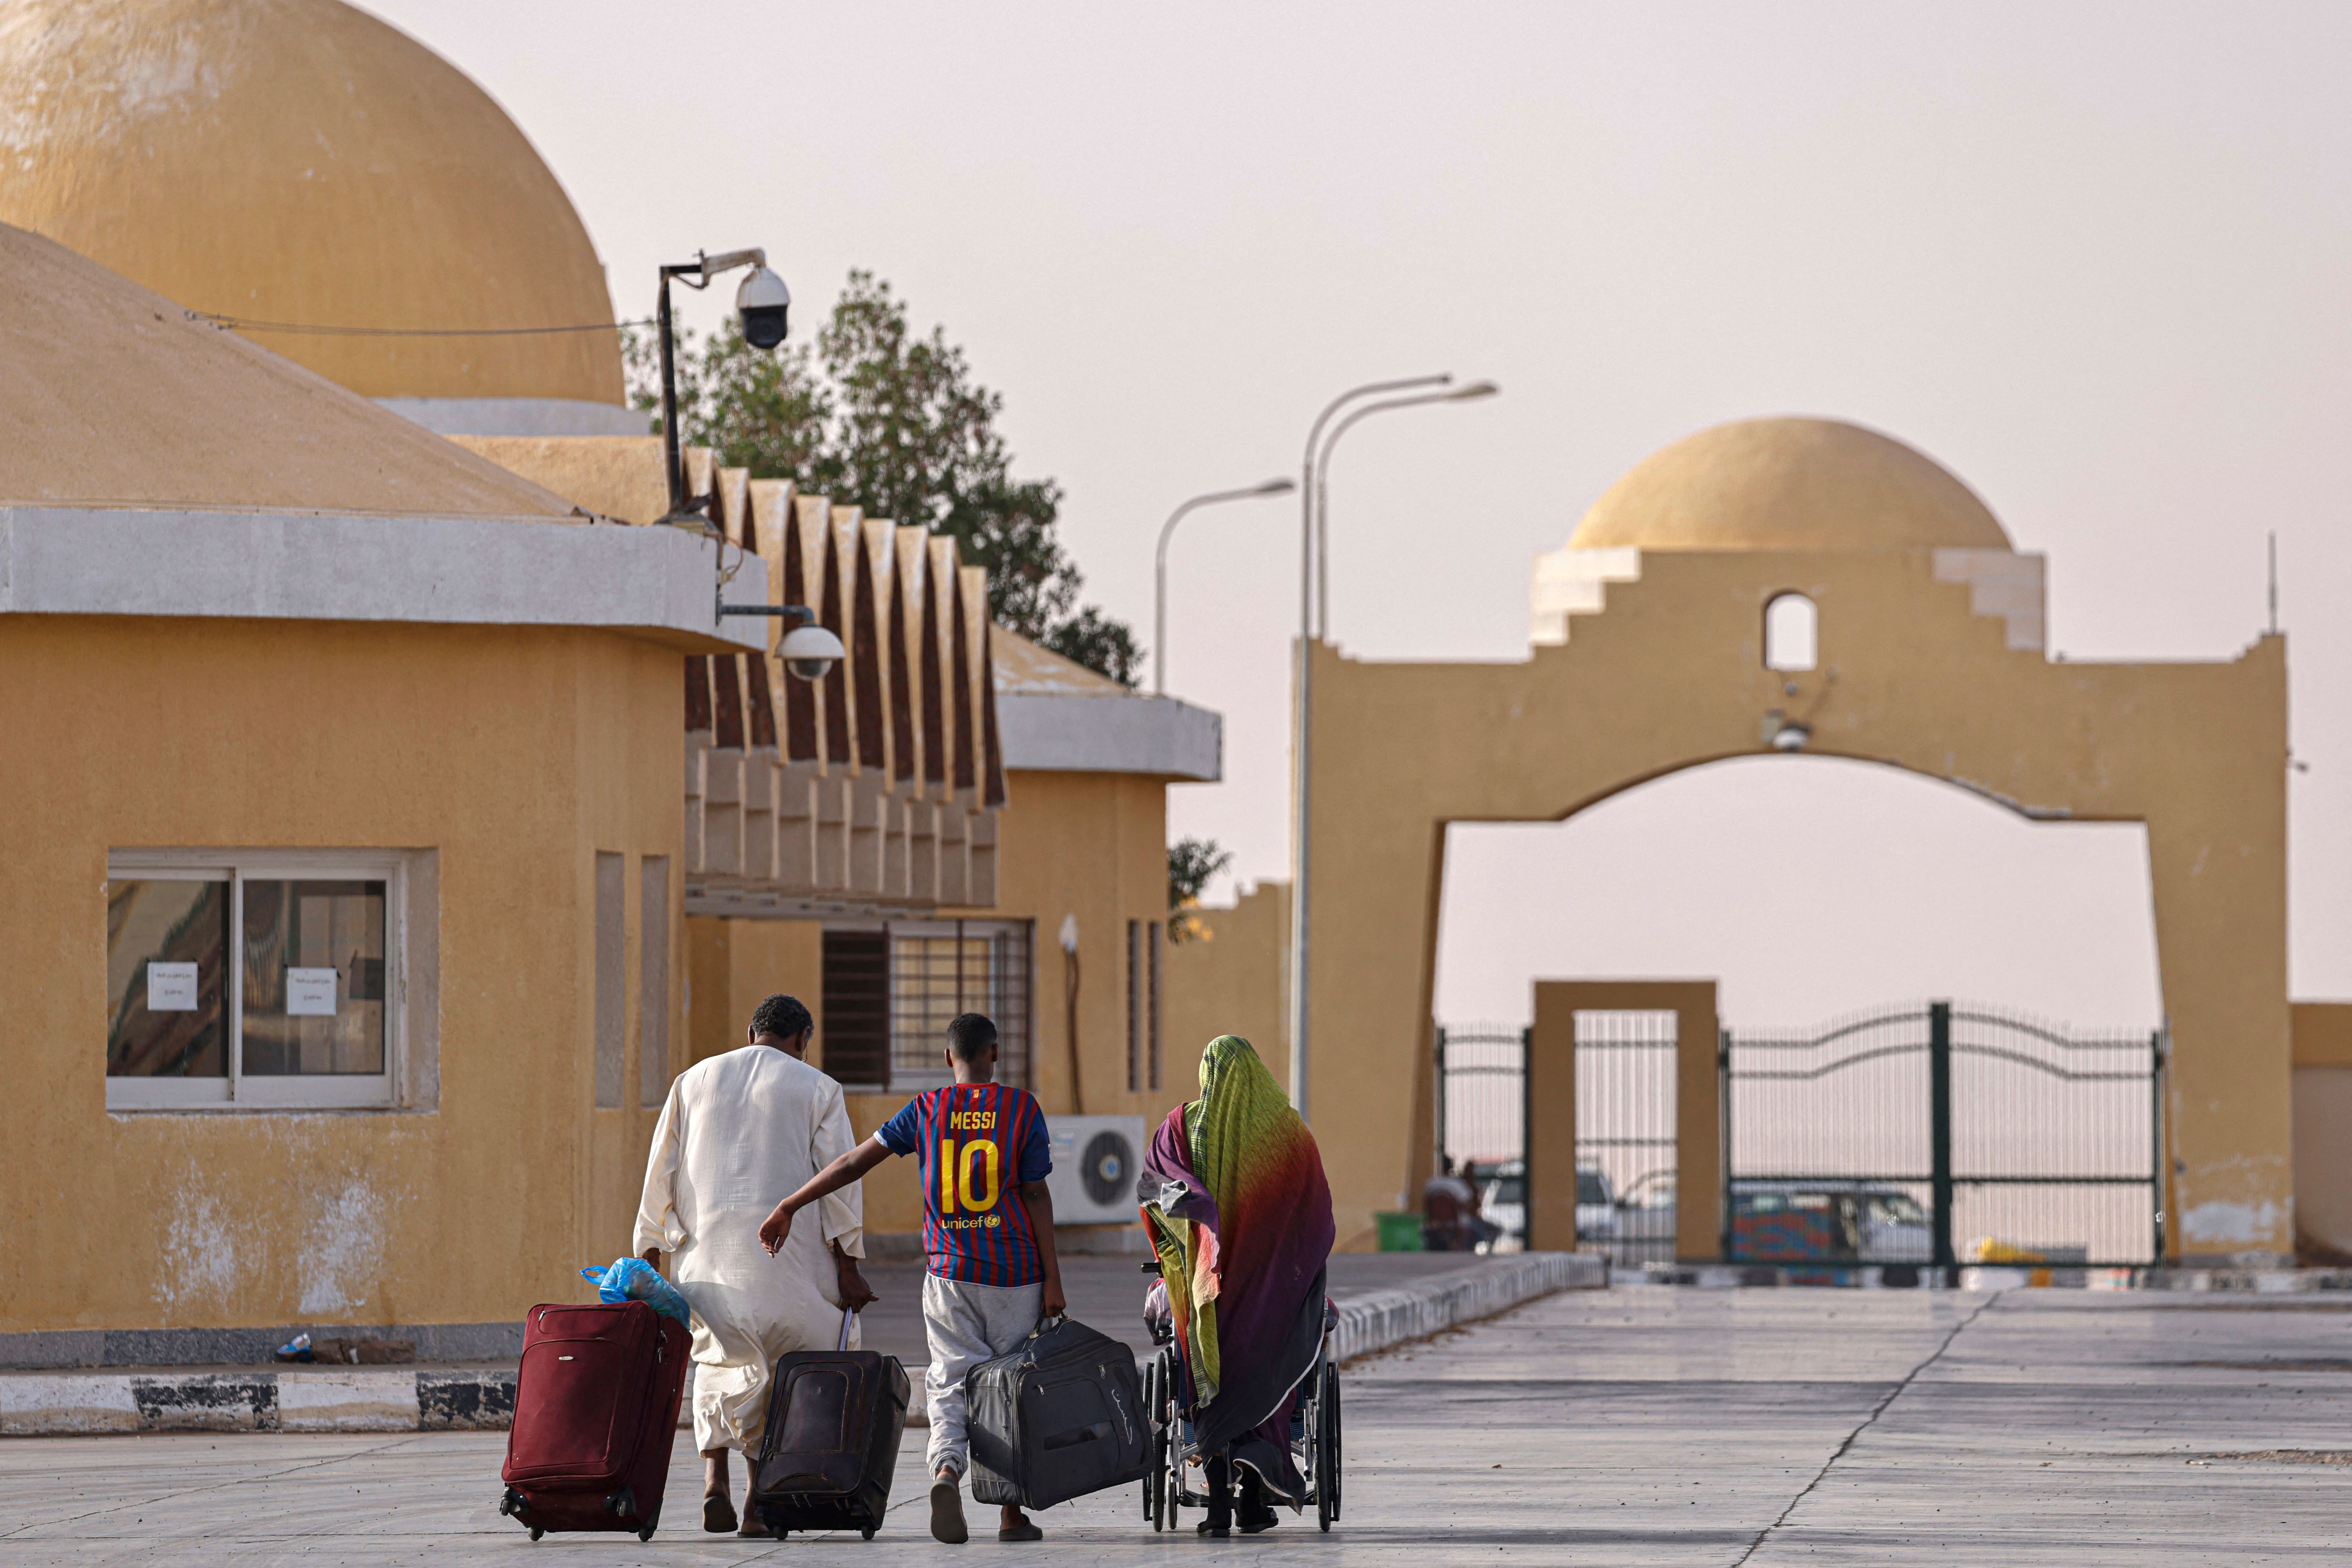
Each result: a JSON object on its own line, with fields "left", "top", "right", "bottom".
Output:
{"left": 579, "top": 1257, "right": 693, "bottom": 1327}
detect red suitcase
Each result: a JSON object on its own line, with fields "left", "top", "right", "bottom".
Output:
{"left": 498, "top": 1300, "right": 689, "bottom": 1541}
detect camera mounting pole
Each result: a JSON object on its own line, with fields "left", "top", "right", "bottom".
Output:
{"left": 653, "top": 248, "right": 781, "bottom": 531}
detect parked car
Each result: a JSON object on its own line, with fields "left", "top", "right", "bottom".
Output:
{"left": 1614, "top": 1171, "right": 1677, "bottom": 1256}
{"left": 1470, "top": 1163, "right": 1683, "bottom": 1254}
{"left": 1575, "top": 1166, "right": 1617, "bottom": 1246}
{"left": 1473, "top": 1160, "right": 1525, "bottom": 1251}
{"left": 1729, "top": 1182, "right": 1931, "bottom": 1263}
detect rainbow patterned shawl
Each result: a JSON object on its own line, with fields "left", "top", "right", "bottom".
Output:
{"left": 1139, "top": 1036, "right": 1334, "bottom": 1486}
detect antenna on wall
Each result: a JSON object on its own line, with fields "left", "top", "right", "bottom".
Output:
{"left": 2268, "top": 532, "right": 2279, "bottom": 637}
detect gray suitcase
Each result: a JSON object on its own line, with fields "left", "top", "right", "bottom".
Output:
{"left": 965, "top": 1314, "right": 1146, "bottom": 1510}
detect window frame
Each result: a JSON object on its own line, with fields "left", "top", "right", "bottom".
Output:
{"left": 105, "top": 850, "right": 407, "bottom": 1113}
{"left": 824, "top": 916, "right": 1034, "bottom": 1094}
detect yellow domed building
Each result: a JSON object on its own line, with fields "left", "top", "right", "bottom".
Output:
{"left": 0, "top": 0, "right": 637, "bottom": 432}
{"left": 0, "top": 0, "right": 1223, "bottom": 1391}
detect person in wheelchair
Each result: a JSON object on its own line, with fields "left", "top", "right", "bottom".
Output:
{"left": 1140, "top": 1035, "right": 1335, "bottom": 1537}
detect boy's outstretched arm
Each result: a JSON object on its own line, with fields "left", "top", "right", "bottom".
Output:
{"left": 761, "top": 1135, "right": 894, "bottom": 1256}
{"left": 1020, "top": 1179, "right": 1065, "bottom": 1318}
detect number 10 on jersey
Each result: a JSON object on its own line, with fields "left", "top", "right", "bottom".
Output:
{"left": 938, "top": 1137, "right": 1002, "bottom": 1213}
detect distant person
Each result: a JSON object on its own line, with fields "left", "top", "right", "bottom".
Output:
{"left": 758, "top": 1012, "right": 1063, "bottom": 1545}
{"left": 635, "top": 994, "right": 874, "bottom": 1537}
{"left": 1423, "top": 1156, "right": 1477, "bottom": 1251}
{"left": 1141, "top": 1035, "right": 1335, "bottom": 1537}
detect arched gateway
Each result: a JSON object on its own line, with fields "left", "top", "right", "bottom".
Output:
{"left": 1303, "top": 418, "right": 2287, "bottom": 1263}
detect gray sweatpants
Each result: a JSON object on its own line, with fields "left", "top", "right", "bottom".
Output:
{"left": 921, "top": 1273, "right": 1044, "bottom": 1482}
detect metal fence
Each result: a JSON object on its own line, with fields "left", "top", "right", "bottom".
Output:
{"left": 1435, "top": 1024, "right": 1527, "bottom": 1248}
{"left": 1573, "top": 1010, "right": 1679, "bottom": 1268}
{"left": 1724, "top": 1000, "right": 2164, "bottom": 1277}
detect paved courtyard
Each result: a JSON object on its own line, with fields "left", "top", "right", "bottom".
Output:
{"left": 5, "top": 1286, "right": 2348, "bottom": 1565}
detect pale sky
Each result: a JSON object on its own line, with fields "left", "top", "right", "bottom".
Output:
{"left": 371, "top": 1, "right": 2350, "bottom": 1028}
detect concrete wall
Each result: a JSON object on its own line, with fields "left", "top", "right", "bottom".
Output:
{"left": 2293, "top": 1003, "right": 2352, "bottom": 1259}
{"left": 1163, "top": 882, "right": 1293, "bottom": 1094}
{"left": 1300, "top": 548, "right": 2288, "bottom": 1264}
{"left": 1, "top": 614, "right": 685, "bottom": 1336}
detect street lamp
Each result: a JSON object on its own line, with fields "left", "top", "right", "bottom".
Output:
{"left": 1153, "top": 479, "right": 1295, "bottom": 696}
{"left": 1287, "top": 376, "right": 1500, "bottom": 1122}
{"left": 1313, "top": 381, "right": 1499, "bottom": 640}
{"left": 654, "top": 247, "right": 791, "bottom": 529}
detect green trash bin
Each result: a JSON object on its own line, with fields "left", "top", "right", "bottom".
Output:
{"left": 1374, "top": 1211, "right": 1425, "bottom": 1252}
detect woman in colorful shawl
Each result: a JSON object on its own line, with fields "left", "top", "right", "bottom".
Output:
{"left": 1139, "top": 1035, "right": 1335, "bottom": 1537}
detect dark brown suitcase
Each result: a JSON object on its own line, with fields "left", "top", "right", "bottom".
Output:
{"left": 748, "top": 1309, "right": 909, "bottom": 1539}
{"left": 497, "top": 1300, "right": 688, "bottom": 1541}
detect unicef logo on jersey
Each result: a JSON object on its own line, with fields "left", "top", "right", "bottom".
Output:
{"left": 986, "top": 1215, "right": 1002, "bottom": 1228}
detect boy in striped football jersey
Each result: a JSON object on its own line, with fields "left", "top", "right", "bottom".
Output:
{"left": 759, "top": 1012, "right": 1062, "bottom": 1544}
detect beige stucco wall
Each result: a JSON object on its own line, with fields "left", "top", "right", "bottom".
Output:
{"left": 1300, "top": 548, "right": 2288, "bottom": 1264}
{"left": 1, "top": 614, "right": 686, "bottom": 1334}
{"left": 1163, "top": 882, "right": 1292, "bottom": 1093}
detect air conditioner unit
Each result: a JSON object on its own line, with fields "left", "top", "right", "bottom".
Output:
{"left": 1045, "top": 1114, "right": 1147, "bottom": 1226}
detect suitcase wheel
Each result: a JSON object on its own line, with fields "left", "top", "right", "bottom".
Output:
{"left": 604, "top": 1486, "right": 638, "bottom": 1519}
{"left": 862, "top": 1525, "right": 877, "bottom": 1540}
{"left": 637, "top": 1523, "right": 656, "bottom": 1542}
{"left": 528, "top": 1526, "right": 543, "bottom": 1541}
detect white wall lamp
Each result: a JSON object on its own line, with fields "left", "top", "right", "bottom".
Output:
{"left": 1058, "top": 915, "right": 1084, "bottom": 1114}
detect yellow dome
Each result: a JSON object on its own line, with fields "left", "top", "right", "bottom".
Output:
{"left": 0, "top": 0, "right": 624, "bottom": 405}
{"left": 1569, "top": 418, "right": 2011, "bottom": 552}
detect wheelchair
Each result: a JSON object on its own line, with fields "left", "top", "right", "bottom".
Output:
{"left": 1141, "top": 1274, "right": 1343, "bottom": 1533}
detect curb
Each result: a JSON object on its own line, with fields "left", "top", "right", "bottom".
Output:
{"left": 3, "top": 1254, "right": 1604, "bottom": 1437}
{"left": 0, "top": 1367, "right": 513, "bottom": 1436}
{"left": 1619, "top": 1262, "right": 2352, "bottom": 1292}
{"left": 1328, "top": 1252, "right": 1605, "bottom": 1362}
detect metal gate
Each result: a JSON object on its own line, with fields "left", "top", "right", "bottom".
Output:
{"left": 1572, "top": 1010, "right": 1679, "bottom": 1268}
{"left": 1435, "top": 1024, "right": 1528, "bottom": 1249}
{"left": 1723, "top": 1000, "right": 2165, "bottom": 1277}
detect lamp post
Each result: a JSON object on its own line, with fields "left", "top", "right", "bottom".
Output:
{"left": 1313, "top": 382, "right": 1499, "bottom": 641}
{"left": 1287, "top": 376, "right": 1500, "bottom": 1122}
{"left": 1153, "top": 479, "right": 1295, "bottom": 696}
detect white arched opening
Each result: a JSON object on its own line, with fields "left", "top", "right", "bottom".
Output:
{"left": 1436, "top": 755, "right": 2160, "bottom": 1030}
{"left": 1432, "top": 757, "right": 2163, "bottom": 1257}
{"left": 1763, "top": 592, "right": 1818, "bottom": 671}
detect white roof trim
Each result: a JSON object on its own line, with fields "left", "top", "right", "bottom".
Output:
{"left": 376, "top": 397, "right": 648, "bottom": 438}
{"left": 0, "top": 506, "right": 766, "bottom": 650}
{"left": 996, "top": 692, "right": 1222, "bottom": 781}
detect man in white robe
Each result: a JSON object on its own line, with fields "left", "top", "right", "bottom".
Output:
{"left": 635, "top": 993, "right": 873, "bottom": 1536}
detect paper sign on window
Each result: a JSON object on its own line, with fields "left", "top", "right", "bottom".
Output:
{"left": 286, "top": 968, "right": 340, "bottom": 1016}
{"left": 146, "top": 962, "right": 198, "bottom": 1012}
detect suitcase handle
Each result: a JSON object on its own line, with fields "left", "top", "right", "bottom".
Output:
{"left": 837, "top": 1305, "right": 856, "bottom": 1352}
{"left": 1029, "top": 1312, "right": 1066, "bottom": 1339}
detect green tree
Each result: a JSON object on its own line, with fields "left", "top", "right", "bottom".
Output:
{"left": 1166, "top": 835, "right": 1234, "bottom": 944}
{"left": 625, "top": 272, "right": 1140, "bottom": 685}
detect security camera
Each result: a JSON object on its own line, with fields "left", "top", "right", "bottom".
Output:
{"left": 736, "top": 265, "right": 791, "bottom": 350}
{"left": 778, "top": 619, "right": 844, "bottom": 683}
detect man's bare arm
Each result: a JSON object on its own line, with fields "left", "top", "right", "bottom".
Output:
{"left": 760, "top": 1135, "right": 894, "bottom": 1256}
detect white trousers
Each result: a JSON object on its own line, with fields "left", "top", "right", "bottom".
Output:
{"left": 920, "top": 1274, "right": 1044, "bottom": 1481}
